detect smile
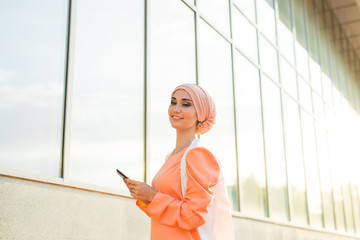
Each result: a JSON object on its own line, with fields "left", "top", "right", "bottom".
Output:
{"left": 172, "top": 116, "right": 183, "bottom": 120}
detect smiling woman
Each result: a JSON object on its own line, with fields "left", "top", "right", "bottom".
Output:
{"left": 123, "top": 83, "right": 234, "bottom": 240}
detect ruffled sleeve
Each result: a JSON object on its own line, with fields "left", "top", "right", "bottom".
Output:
{"left": 138, "top": 147, "right": 220, "bottom": 230}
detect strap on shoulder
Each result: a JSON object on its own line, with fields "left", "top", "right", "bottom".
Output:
{"left": 180, "top": 138, "right": 203, "bottom": 197}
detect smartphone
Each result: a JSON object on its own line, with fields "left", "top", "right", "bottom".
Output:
{"left": 116, "top": 168, "right": 129, "bottom": 179}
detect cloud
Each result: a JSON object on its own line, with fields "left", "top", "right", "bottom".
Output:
{"left": 0, "top": 68, "right": 15, "bottom": 82}
{"left": 0, "top": 82, "right": 63, "bottom": 109}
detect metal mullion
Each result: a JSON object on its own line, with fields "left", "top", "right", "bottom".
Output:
{"left": 232, "top": 45, "right": 317, "bottom": 120}
{"left": 342, "top": 47, "right": 353, "bottom": 106}
{"left": 291, "top": 0, "right": 311, "bottom": 226}
{"left": 144, "top": 0, "right": 148, "bottom": 183}
{"left": 255, "top": 0, "right": 270, "bottom": 219}
{"left": 233, "top": 1, "right": 300, "bottom": 74}
{"left": 194, "top": 3, "right": 199, "bottom": 86}
{"left": 325, "top": 13, "right": 336, "bottom": 108}
{"left": 232, "top": 3, "right": 257, "bottom": 29}
{"left": 233, "top": 46, "right": 261, "bottom": 70}
{"left": 194, "top": 0, "right": 287, "bottom": 68}
{"left": 181, "top": 0, "right": 196, "bottom": 9}
{"left": 192, "top": 0, "right": 200, "bottom": 145}
{"left": 311, "top": 8, "right": 334, "bottom": 223}
{"left": 274, "top": 0, "right": 291, "bottom": 223}
{"left": 198, "top": 15, "right": 232, "bottom": 46}
{"left": 349, "top": 184, "right": 358, "bottom": 235}
{"left": 313, "top": 107, "right": 326, "bottom": 229}
{"left": 179, "top": 0, "right": 197, "bottom": 86}
{"left": 302, "top": 0, "right": 327, "bottom": 229}
{"left": 322, "top": 1, "right": 350, "bottom": 233}
{"left": 228, "top": 0, "right": 241, "bottom": 213}
{"left": 357, "top": 186, "right": 360, "bottom": 234}
{"left": 61, "top": 0, "right": 76, "bottom": 182}
{"left": 341, "top": 50, "right": 357, "bottom": 234}
{"left": 234, "top": 45, "right": 306, "bottom": 101}
{"left": 314, "top": 3, "right": 326, "bottom": 100}
{"left": 325, "top": 108, "right": 338, "bottom": 230}
{"left": 184, "top": 1, "right": 233, "bottom": 48}
{"left": 341, "top": 184, "right": 349, "bottom": 232}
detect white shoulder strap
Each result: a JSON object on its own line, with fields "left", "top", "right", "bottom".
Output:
{"left": 180, "top": 138, "right": 202, "bottom": 197}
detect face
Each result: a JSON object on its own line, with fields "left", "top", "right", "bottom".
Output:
{"left": 168, "top": 90, "right": 197, "bottom": 133}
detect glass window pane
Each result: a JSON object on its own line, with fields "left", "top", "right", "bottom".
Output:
{"left": 277, "top": 0, "right": 295, "bottom": 63}
{"left": 234, "top": 52, "right": 266, "bottom": 216}
{"left": 280, "top": 57, "right": 297, "bottom": 98}
{"left": 309, "top": 58, "right": 322, "bottom": 94}
{"left": 322, "top": 73, "right": 333, "bottom": 106}
{"left": 351, "top": 184, "right": 360, "bottom": 233}
{"left": 69, "top": 0, "right": 144, "bottom": 190}
{"left": 317, "top": 13, "right": 330, "bottom": 76}
{"left": 332, "top": 87, "right": 341, "bottom": 111}
{"left": 148, "top": 0, "right": 196, "bottom": 181}
{"left": 0, "top": 0, "right": 68, "bottom": 177}
{"left": 278, "top": 0, "right": 292, "bottom": 31}
{"left": 343, "top": 184, "right": 355, "bottom": 234}
{"left": 257, "top": 0, "right": 276, "bottom": 43}
{"left": 259, "top": 36, "right": 279, "bottom": 82}
{"left": 312, "top": 92, "right": 324, "bottom": 123}
{"left": 295, "top": 41, "right": 309, "bottom": 80}
{"left": 320, "top": 9, "right": 333, "bottom": 78}
{"left": 328, "top": 106, "right": 346, "bottom": 232}
{"left": 315, "top": 122, "right": 335, "bottom": 229}
{"left": 197, "top": 0, "right": 230, "bottom": 38}
{"left": 301, "top": 110, "right": 323, "bottom": 227}
{"left": 233, "top": 0, "right": 256, "bottom": 22}
{"left": 331, "top": 186, "right": 346, "bottom": 232}
{"left": 298, "top": 76, "right": 312, "bottom": 112}
{"left": 232, "top": 8, "right": 258, "bottom": 63}
{"left": 304, "top": 0, "right": 320, "bottom": 63}
{"left": 282, "top": 94, "right": 308, "bottom": 224}
{"left": 198, "top": 19, "right": 238, "bottom": 211}
{"left": 261, "top": 75, "right": 289, "bottom": 221}
{"left": 293, "top": 0, "right": 306, "bottom": 48}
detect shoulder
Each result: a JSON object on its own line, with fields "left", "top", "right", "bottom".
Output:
{"left": 185, "top": 147, "right": 220, "bottom": 183}
{"left": 186, "top": 147, "right": 218, "bottom": 165}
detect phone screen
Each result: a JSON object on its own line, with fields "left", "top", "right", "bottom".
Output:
{"left": 116, "top": 169, "right": 129, "bottom": 179}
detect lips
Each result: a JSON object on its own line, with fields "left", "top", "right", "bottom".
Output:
{"left": 172, "top": 115, "right": 183, "bottom": 120}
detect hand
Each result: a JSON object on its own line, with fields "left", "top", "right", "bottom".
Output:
{"left": 124, "top": 179, "right": 158, "bottom": 204}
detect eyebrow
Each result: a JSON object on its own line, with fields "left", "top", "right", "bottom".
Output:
{"left": 171, "top": 97, "right": 193, "bottom": 102}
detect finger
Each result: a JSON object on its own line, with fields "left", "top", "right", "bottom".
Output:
{"left": 123, "top": 180, "right": 131, "bottom": 190}
{"left": 127, "top": 179, "right": 142, "bottom": 186}
{"left": 131, "top": 189, "right": 138, "bottom": 198}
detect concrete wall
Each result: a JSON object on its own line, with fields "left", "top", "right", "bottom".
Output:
{"left": 0, "top": 176, "right": 150, "bottom": 240}
{"left": 1, "top": 175, "right": 359, "bottom": 240}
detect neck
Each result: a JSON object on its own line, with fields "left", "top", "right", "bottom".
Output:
{"left": 174, "top": 129, "right": 196, "bottom": 152}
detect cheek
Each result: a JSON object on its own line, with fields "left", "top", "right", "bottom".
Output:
{"left": 184, "top": 108, "right": 197, "bottom": 123}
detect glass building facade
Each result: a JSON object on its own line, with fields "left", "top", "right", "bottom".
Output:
{"left": 1, "top": 0, "right": 360, "bottom": 238}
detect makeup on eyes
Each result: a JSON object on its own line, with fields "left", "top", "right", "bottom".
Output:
{"left": 171, "top": 97, "right": 192, "bottom": 106}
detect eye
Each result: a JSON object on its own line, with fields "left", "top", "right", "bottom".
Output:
{"left": 170, "top": 101, "right": 176, "bottom": 105}
{"left": 183, "top": 102, "right": 191, "bottom": 107}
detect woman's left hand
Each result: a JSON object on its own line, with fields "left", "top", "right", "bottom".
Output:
{"left": 124, "top": 179, "right": 158, "bottom": 204}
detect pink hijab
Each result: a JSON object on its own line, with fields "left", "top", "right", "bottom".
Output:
{"left": 172, "top": 83, "right": 217, "bottom": 135}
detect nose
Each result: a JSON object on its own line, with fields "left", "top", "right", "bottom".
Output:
{"left": 173, "top": 103, "right": 181, "bottom": 112}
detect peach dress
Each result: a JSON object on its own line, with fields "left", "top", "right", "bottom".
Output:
{"left": 136, "top": 147, "right": 220, "bottom": 240}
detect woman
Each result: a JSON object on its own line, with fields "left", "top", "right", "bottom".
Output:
{"left": 124, "top": 83, "right": 234, "bottom": 240}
